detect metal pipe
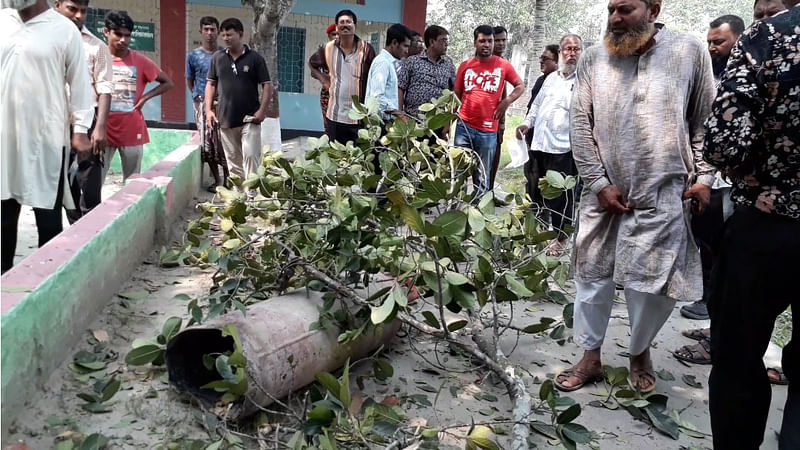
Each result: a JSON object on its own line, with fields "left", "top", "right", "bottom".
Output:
{"left": 165, "top": 289, "right": 399, "bottom": 420}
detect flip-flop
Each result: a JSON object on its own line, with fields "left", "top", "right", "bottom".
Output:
{"left": 554, "top": 367, "right": 604, "bottom": 392}
{"left": 631, "top": 366, "right": 657, "bottom": 394}
{"left": 768, "top": 367, "right": 789, "bottom": 386}
{"left": 681, "top": 328, "right": 710, "bottom": 341}
{"left": 673, "top": 337, "right": 712, "bottom": 365}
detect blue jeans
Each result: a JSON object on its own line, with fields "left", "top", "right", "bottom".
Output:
{"left": 454, "top": 122, "right": 497, "bottom": 200}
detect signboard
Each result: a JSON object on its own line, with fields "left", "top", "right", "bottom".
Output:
{"left": 87, "top": 8, "right": 156, "bottom": 52}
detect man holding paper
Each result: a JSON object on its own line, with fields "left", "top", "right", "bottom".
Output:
{"left": 516, "top": 34, "right": 582, "bottom": 256}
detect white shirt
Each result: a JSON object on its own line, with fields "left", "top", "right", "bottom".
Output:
{"left": 522, "top": 69, "right": 576, "bottom": 154}
{"left": 0, "top": 8, "right": 94, "bottom": 208}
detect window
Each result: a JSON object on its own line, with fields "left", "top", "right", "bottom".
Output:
{"left": 278, "top": 27, "right": 306, "bottom": 93}
{"left": 370, "top": 32, "right": 380, "bottom": 52}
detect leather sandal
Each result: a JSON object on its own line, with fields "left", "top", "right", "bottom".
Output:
{"left": 554, "top": 367, "right": 604, "bottom": 392}
{"left": 673, "top": 337, "right": 712, "bottom": 365}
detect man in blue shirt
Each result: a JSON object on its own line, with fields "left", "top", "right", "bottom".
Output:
{"left": 186, "top": 16, "right": 227, "bottom": 191}
{"left": 365, "top": 23, "right": 412, "bottom": 122}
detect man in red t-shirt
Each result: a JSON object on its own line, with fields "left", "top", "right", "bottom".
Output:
{"left": 102, "top": 10, "right": 173, "bottom": 182}
{"left": 454, "top": 25, "right": 524, "bottom": 200}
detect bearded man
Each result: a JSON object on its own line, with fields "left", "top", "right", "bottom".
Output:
{"left": 555, "top": 0, "right": 716, "bottom": 393}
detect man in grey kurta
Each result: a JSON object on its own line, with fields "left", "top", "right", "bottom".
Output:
{"left": 555, "top": 0, "right": 716, "bottom": 393}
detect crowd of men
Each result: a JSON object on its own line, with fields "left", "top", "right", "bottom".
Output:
{"left": 0, "top": 0, "right": 797, "bottom": 447}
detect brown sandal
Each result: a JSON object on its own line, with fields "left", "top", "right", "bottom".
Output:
{"left": 555, "top": 367, "right": 604, "bottom": 392}
{"left": 673, "top": 337, "right": 712, "bottom": 365}
{"left": 681, "top": 328, "right": 710, "bottom": 341}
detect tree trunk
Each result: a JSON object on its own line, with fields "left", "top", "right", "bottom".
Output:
{"left": 527, "top": 0, "right": 549, "bottom": 89}
{"left": 243, "top": 0, "right": 297, "bottom": 118}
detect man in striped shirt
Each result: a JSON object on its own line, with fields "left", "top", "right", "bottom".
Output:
{"left": 309, "top": 9, "right": 375, "bottom": 145}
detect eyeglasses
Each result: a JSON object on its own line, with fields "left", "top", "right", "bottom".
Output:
{"left": 539, "top": 56, "right": 554, "bottom": 62}
{"left": 562, "top": 46, "right": 582, "bottom": 54}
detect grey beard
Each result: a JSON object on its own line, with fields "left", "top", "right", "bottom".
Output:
{"left": 560, "top": 62, "right": 577, "bottom": 76}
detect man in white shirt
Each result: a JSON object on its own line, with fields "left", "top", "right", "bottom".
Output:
{"left": 0, "top": 0, "right": 94, "bottom": 273}
{"left": 54, "top": 0, "right": 113, "bottom": 223}
{"left": 515, "top": 34, "right": 583, "bottom": 256}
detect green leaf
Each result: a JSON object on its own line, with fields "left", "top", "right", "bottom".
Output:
{"left": 161, "top": 317, "right": 182, "bottom": 343}
{"left": 370, "top": 294, "right": 397, "bottom": 324}
{"left": 101, "top": 377, "right": 121, "bottom": 402}
{"left": 82, "top": 402, "right": 113, "bottom": 413}
{"left": 215, "top": 355, "right": 236, "bottom": 382}
{"left": 339, "top": 359, "right": 352, "bottom": 410}
{"left": 522, "top": 321, "right": 552, "bottom": 333}
{"left": 79, "top": 433, "right": 110, "bottom": 450}
{"left": 400, "top": 205, "right": 425, "bottom": 234}
{"left": 557, "top": 404, "right": 581, "bottom": 424}
{"left": 315, "top": 372, "right": 340, "bottom": 399}
{"left": 124, "top": 345, "right": 162, "bottom": 366}
{"left": 444, "top": 271, "right": 470, "bottom": 286}
{"left": 539, "top": 379, "right": 554, "bottom": 401}
{"left": 427, "top": 112, "right": 454, "bottom": 131}
{"left": 55, "top": 440, "right": 75, "bottom": 450}
{"left": 220, "top": 218, "right": 234, "bottom": 232}
{"left": 544, "top": 170, "right": 566, "bottom": 189}
{"left": 466, "top": 437, "right": 500, "bottom": 450}
{"left": 118, "top": 291, "right": 148, "bottom": 301}
{"left": 222, "top": 238, "right": 242, "bottom": 249}
{"left": 390, "top": 284, "right": 408, "bottom": 308}
{"left": 504, "top": 273, "right": 534, "bottom": 298}
{"left": 467, "top": 207, "right": 486, "bottom": 232}
{"left": 447, "top": 320, "right": 469, "bottom": 332}
{"left": 421, "top": 311, "right": 441, "bottom": 329}
{"left": 656, "top": 369, "right": 675, "bottom": 381}
{"left": 222, "top": 324, "right": 246, "bottom": 367}
{"left": 644, "top": 405, "right": 681, "bottom": 440}
{"left": 373, "top": 360, "right": 394, "bottom": 380}
{"left": 432, "top": 211, "right": 467, "bottom": 236}
{"left": 204, "top": 440, "right": 223, "bottom": 450}
{"left": 560, "top": 423, "right": 592, "bottom": 444}
{"left": 682, "top": 374, "right": 703, "bottom": 388}
{"left": 421, "top": 177, "right": 449, "bottom": 201}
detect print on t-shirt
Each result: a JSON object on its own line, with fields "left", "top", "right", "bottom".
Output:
{"left": 111, "top": 64, "right": 138, "bottom": 112}
{"left": 464, "top": 68, "right": 502, "bottom": 93}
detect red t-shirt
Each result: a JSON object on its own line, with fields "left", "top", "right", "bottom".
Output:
{"left": 107, "top": 50, "right": 161, "bottom": 147}
{"left": 455, "top": 56, "right": 521, "bottom": 132}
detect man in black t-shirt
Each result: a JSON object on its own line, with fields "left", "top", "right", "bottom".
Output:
{"left": 206, "top": 17, "right": 271, "bottom": 180}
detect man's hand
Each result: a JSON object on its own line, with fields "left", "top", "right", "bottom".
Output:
{"left": 72, "top": 133, "right": 92, "bottom": 159}
{"left": 683, "top": 183, "right": 712, "bottom": 214}
{"left": 206, "top": 110, "right": 218, "bottom": 129}
{"left": 91, "top": 126, "right": 107, "bottom": 156}
{"left": 493, "top": 98, "right": 512, "bottom": 121}
{"left": 252, "top": 108, "right": 267, "bottom": 124}
{"left": 132, "top": 97, "right": 147, "bottom": 111}
{"left": 597, "top": 185, "right": 631, "bottom": 215}
{"left": 516, "top": 125, "right": 530, "bottom": 139}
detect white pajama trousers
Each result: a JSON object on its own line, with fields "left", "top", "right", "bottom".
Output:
{"left": 219, "top": 123, "right": 262, "bottom": 179}
{"left": 573, "top": 277, "right": 676, "bottom": 356}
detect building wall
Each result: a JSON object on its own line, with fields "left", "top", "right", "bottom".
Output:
{"left": 88, "top": 0, "right": 427, "bottom": 131}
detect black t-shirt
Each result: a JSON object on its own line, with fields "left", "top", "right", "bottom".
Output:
{"left": 208, "top": 46, "right": 270, "bottom": 129}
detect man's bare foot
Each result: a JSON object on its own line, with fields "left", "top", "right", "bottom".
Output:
{"left": 555, "top": 349, "right": 604, "bottom": 392}
{"left": 630, "top": 349, "right": 657, "bottom": 393}
{"left": 546, "top": 239, "right": 568, "bottom": 257}
{"left": 681, "top": 327, "right": 711, "bottom": 341}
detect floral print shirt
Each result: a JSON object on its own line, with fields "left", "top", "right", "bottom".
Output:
{"left": 703, "top": 7, "right": 800, "bottom": 220}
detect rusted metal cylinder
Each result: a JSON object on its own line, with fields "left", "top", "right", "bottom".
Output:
{"left": 165, "top": 289, "right": 399, "bottom": 420}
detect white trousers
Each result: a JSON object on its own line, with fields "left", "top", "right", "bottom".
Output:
{"left": 219, "top": 123, "right": 262, "bottom": 179}
{"left": 102, "top": 145, "right": 143, "bottom": 183}
{"left": 573, "top": 277, "right": 676, "bottom": 356}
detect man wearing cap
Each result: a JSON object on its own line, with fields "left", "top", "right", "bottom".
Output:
{"left": 309, "top": 23, "right": 338, "bottom": 136}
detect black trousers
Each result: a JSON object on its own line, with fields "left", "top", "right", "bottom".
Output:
{"left": 66, "top": 152, "right": 103, "bottom": 224}
{"left": 690, "top": 188, "right": 727, "bottom": 304}
{"left": 524, "top": 150, "right": 546, "bottom": 214}
{"left": 1, "top": 153, "right": 66, "bottom": 273}
{"left": 708, "top": 207, "right": 799, "bottom": 450}
{"left": 526, "top": 150, "right": 577, "bottom": 239}
{"left": 327, "top": 120, "right": 361, "bottom": 146}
